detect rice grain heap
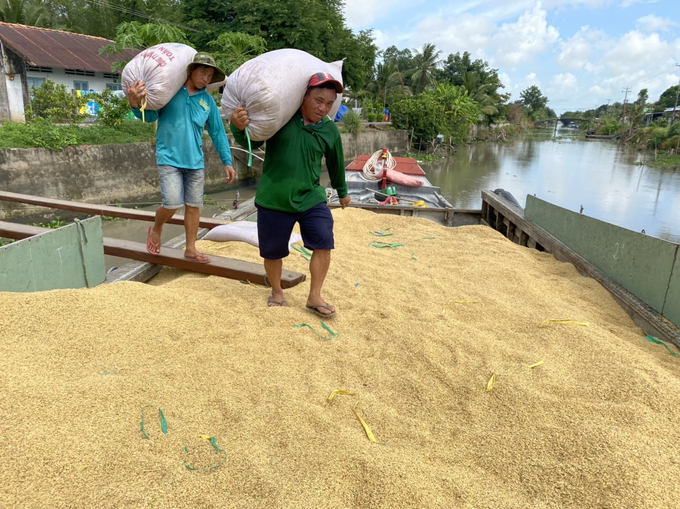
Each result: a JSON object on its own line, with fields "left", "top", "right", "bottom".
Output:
{"left": 1, "top": 208, "right": 678, "bottom": 508}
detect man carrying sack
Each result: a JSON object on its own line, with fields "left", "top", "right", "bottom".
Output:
{"left": 230, "top": 72, "right": 351, "bottom": 317}
{"left": 126, "top": 52, "right": 236, "bottom": 263}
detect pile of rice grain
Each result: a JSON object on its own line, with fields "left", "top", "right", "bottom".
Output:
{"left": 1, "top": 208, "right": 679, "bottom": 509}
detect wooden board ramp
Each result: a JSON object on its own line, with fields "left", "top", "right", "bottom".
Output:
{"left": 0, "top": 191, "right": 226, "bottom": 230}
{"left": 0, "top": 222, "right": 306, "bottom": 289}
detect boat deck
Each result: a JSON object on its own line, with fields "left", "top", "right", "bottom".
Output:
{"left": 328, "top": 155, "right": 465, "bottom": 225}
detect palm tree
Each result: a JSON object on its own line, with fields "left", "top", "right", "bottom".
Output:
{"left": 409, "top": 43, "right": 441, "bottom": 94}
{"left": 0, "top": 0, "right": 49, "bottom": 26}
{"left": 367, "top": 61, "right": 411, "bottom": 107}
{"left": 461, "top": 72, "right": 498, "bottom": 118}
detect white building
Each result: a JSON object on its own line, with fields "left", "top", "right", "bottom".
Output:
{"left": 0, "top": 21, "right": 138, "bottom": 122}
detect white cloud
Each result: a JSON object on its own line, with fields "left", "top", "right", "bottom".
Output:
{"left": 498, "top": 72, "right": 512, "bottom": 91}
{"left": 490, "top": 3, "right": 560, "bottom": 67}
{"left": 601, "top": 30, "right": 671, "bottom": 76}
{"left": 409, "top": 13, "right": 494, "bottom": 59}
{"left": 547, "top": 73, "right": 579, "bottom": 100}
{"left": 342, "top": 0, "right": 680, "bottom": 114}
{"left": 636, "top": 15, "right": 675, "bottom": 33}
{"left": 371, "top": 29, "right": 412, "bottom": 52}
{"left": 557, "top": 26, "right": 607, "bottom": 71}
{"left": 343, "top": 0, "right": 422, "bottom": 30}
{"left": 620, "top": 0, "right": 659, "bottom": 8}
{"left": 510, "top": 72, "right": 542, "bottom": 99}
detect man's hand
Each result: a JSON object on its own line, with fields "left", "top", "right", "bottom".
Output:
{"left": 224, "top": 165, "right": 236, "bottom": 184}
{"left": 125, "top": 80, "right": 146, "bottom": 109}
{"left": 339, "top": 196, "right": 351, "bottom": 210}
{"left": 231, "top": 106, "right": 250, "bottom": 131}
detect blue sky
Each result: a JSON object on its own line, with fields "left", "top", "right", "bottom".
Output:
{"left": 342, "top": 0, "right": 679, "bottom": 114}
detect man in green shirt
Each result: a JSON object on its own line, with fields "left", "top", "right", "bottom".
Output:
{"left": 126, "top": 52, "right": 236, "bottom": 264}
{"left": 230, "top": 72, "right": 351, "bottom": 317}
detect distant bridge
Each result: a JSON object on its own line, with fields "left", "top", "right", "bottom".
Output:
{"left": 534, "top": 118, "right": 592, "bottom": 126}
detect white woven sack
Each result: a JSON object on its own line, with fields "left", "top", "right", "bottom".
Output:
{"left": 203, "top": 221, "right": 302, "bottom": 248}
{"left": 220, "top": 48, "right": 343, "bottom": 141}
{"left": 122, "top": 43, "right": 197, "bottom": 110}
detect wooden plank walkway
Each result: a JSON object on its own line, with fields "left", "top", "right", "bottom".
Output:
{"left": 0, "top": 222, "right": 306, "bottom": 288}
{"left": 0, "top": 191, "right": 226, "bottom": 229}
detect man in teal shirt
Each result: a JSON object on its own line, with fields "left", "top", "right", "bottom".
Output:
{"left": 126, "top": 52, "right": 235, "bottom": 263}
{"left": 230, "top": 72, "right": 351, "bottom": 317}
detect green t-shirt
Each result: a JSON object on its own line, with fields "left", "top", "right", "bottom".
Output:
{"left": 231, "top": 111, "right": 348, "bottom": 213}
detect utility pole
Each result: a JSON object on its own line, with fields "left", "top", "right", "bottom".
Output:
{"left": 621, "top": 87, "right": 631, "bottom": 121}
{"left": 672, "top": 63, "right": 680, "bottom": 126}
{"left": 674, "top": 63, "right": 680, "bottom": 152}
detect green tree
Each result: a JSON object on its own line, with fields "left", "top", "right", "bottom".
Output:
{"left": 636, "top": 88, "right": 648, "bottom": 106}
{"left": 188, "top": 0, "right": 375, "bottom": 91}
{"left": 26, "top": 79, "right": 89, "bottom": 124}
{"left": 22, "top": 1, "right": 186, "bottom": 39}
{"left": 391, "top": 83, "right": 480, "bottom": 145}
{"left": 391, "top": 94, "right": 443, "bottom": 145}
{"left": 434, "top": 83, "right": 481, "bottom": 142}
{"left": 438, "top": 51, "right": 490, "bottom": 86}
{"left": 366, "top": 61, "right": 411, "bottom": 109}
{"left": 437, "top": 51, "right": 507, "bottom": 119}
{"left": 519, "top": 85, "right": 549, "bottom": 118}
{"left": 408, "top": 43, "right": 441, "bottom": 94}
{"left": 207, "top": 32, "right": 267, "bottom": 75}
{"left": 181, "top": 0, "right": 238, "bottom": 49}
{"left": 94, "top": 88, "right": 133, "bottom": 128}
{"left": 655, "top": 85, "right": 680, "bottom": 111}
{"left": 0, "top": 0, "right": 49, "bottom": 26}
{"left": 331, "top": 28, "right": 377, "bottom": 92}
{"left": 100, "top": 21, "right": 192, "bottom": 72}
{"left": 461, "top": 72, "right": 498, "bottom": 119}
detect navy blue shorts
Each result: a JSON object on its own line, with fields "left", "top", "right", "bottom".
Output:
{"left": 256, "top": 202, "right": 334, "bottom": 260}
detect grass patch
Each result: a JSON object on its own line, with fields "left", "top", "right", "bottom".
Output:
{"left": 647, "top": 154, "right": 680, "bottom": 169}
{"left": 0, "top": 120, "right": 156, "bottom": 150}
{"left": 29, "top": 217, "right": 69, "bottom": 229}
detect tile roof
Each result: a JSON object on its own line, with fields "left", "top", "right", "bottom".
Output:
{"left": 0, "top": 22, "right": 139, "bottom": 73}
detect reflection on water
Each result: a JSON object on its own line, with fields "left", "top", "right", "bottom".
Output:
{"left": 422, "top": 129, "right": 680, "bottom": 243}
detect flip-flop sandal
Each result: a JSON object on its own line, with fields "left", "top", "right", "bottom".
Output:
{"left": 146, "top": 226, "right": 161, "bottom": 255}
{"left": 306, "top": 303, "right": 336, "bottom": 318}
{"left": 267, "top": 296, "right": 287, "bottom": 307}
{"left": 184, "top": 253, "right": 211, "bottom": 264}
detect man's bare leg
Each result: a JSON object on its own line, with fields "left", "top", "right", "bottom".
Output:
{"left": 264, "top": 258, "right": 285, "bottom": 306}
{"left": 306, "top": 249, "right": 335, "bottom": 315}
{"left": 148, "top": 206, "right": 177, "bottom": 252}
{"left": 182, "top": 205, "right": 210, "bottom": 262}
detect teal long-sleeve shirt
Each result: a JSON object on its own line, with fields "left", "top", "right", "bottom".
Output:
{"left": 132, "top": 86, "right": 232, "bottom": 169}
{"left": 230, "top": 111, "right": 348, "bottom": 213}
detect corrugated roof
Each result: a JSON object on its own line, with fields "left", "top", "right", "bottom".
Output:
{"left": 0, "top": 22, "right": 139, "bottom": 73}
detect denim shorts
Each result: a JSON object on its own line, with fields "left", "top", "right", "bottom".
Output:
{"left": 256, "top": 202, "right": 334, "bottom": 260}
{"left": 158, "top": 165, "right": 204, "bottom": 209}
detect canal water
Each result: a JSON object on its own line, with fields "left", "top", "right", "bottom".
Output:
{"left": 102, "top": 127, "right": 679, "bottom": 269}
{"left": 422, "top": 127, "right": 680, "bottom": 244}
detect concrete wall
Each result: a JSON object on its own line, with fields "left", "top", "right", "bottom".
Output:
{"left": 0, "top": 129, "right": 410, "bottom": 219}
{"left": 0, "top": 45, "right": 27, "bottom": 121}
